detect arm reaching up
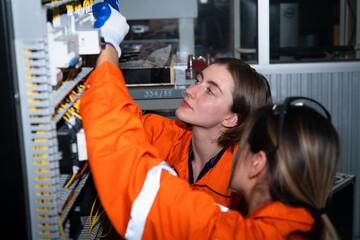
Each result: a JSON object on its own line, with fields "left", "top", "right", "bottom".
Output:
{"left": 92, "top": 0, "right": 129, "bottom": 64}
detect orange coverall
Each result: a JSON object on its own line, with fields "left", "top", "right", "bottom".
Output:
{"left": 80, "top": 61, "right": 314, "bottom": 239}
{"left": 141, "top": 113, "right": 242, "bottom": 208}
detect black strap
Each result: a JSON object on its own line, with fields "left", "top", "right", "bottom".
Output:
{"left": 311, "top": 207, "right": 327, "bottom": 218}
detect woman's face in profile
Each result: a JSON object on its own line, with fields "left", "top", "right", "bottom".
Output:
{"left": 175, "top": 64, "right": 235, "bottom": 130}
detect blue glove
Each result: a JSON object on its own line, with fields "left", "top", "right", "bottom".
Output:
{"left": 93, "top": 0, "right": 129, "bottom": 57}
{"left": 103, "top": 0, "right": 120, "bottom": 12}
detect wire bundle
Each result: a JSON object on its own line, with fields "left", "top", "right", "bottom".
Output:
{"left": 89, "top": 196, "right": 113, "bottom": 238}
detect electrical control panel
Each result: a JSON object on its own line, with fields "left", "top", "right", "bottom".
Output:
{"left": 10, "top": 0, "right": 112, "bottom": 239}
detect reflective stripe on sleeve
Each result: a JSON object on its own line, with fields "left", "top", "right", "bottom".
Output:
{"left": 125, "top": 161, "right": 177, "bottom": 240}
{"left": 215, "top": 203, "right": 230, "bottom": 212}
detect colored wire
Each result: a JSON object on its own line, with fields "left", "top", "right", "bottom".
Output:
{"left": 89, "top": 206, "right": 104, "bottom": 234}
{"left": 88, "top": 195, "right": 98, "bottom": 233}
{"left": 97, "top": 217, "right": 113, "bottom": 238}
{"left": 88, "top": 195, "right": 106, "bottom": 235}
{"left": 63, "top": 163, "right": 88, "bottom": 190}
{"left": 74, "top": 162, "right": 88, "bottom": 181}
{"left": 61, "top": 189, "right": 77, "bottom": 214}
{"left": 93, "top": 209, "right": 105, "bottom": 225}
{"left": 57, "top": 214, "right": 66, "bottom": 240}
{"left": 64, "top": 173, "right": 76, "bottom": 189}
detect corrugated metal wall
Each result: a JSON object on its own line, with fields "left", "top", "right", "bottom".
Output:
{"left": 255, "top": 62, "right": 360, "bottom": 238}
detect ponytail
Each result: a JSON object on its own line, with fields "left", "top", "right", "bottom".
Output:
{"left": 286, "top": 210, "right": 339, "bottom": 240}
{"left": 316, "top": 214, "right": 339, "bottom": 240}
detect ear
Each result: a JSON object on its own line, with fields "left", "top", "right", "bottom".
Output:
{"left": 248, "top": 150, "right": 267, "bottom": 179}
{"left": 222, "top": 112, "right": 238, "bottom": 128}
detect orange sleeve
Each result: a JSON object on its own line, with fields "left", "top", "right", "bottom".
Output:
{"left": 80, "top": 61, "right": 160, "bottom": 234}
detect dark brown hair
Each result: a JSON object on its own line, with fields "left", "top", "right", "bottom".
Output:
{"left": 214, "top": 58, "right": 272, "bottom": 149}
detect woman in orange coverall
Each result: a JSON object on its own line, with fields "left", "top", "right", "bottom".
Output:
{"left": 141, "top": 56, "right": 272, "bottom": 209}
{"left": 82, "top": 2, "right": 339, "bottom": 239}
{"left": 92, "top": 1, "right": 272, "bottom": 210}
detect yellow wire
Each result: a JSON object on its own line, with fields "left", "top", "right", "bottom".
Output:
{"left": 70, "top": 109, "right": 82, "bottom": 120}
{"left": 88, "top": 196, "right": 98, "bottom": 234}
{"left": 77, "top": 84, "right": 84, "bottom": 91}
{"left": 89, "top": 209, "right": 104, "bottom": 234}
{"left": 65, "top": 112, "right": 72, "bottom": 120}
{"left": 92, "top": 206, "right": 102, "bottom": 225}
{"left": 97, "top": 222, "right": 113, "bottom": 238}
{"left": 61, "top": 190, "right": 77, "bottom": 215}
{"left": 65, "top": 71, "right": 73, "bottom": 82}
{"left": 93, "top": 209, "right": 105, "bottom": 224}
{"left": 64, "top": 173, "right": 76, "bottom": 189}
{"left": 89, "top": 201, "right": 104, "bottom": 234}
{"left": 57, "top": 215, "right": 66, "bottom": 240}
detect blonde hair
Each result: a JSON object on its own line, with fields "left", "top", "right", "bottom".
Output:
{"left": 230, "top": 104, "right": 340, "bottom": 240}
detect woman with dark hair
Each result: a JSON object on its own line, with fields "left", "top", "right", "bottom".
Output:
{"left": 228, "top": 99, "right": 339, "bottom": 239}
